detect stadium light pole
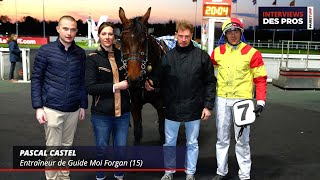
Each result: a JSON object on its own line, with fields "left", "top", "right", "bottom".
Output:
{"left": 42, "top": 0, "right": 46, "bottom": 38}
{"left": 193, "top": 0, "right": 197, "bottom": 40}
{"left": 15, "top": 0, "right": 18, "bottom": 35}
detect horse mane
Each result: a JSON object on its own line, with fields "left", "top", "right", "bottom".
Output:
{"left": 147, "top": 36, "right": 165, "bottom": 70}
{"left": 127, "top": 17, "right": 147, "bottom": 37}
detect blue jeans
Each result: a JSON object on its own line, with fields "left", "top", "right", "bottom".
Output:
{"left": 91, "top": 112, "right": 130, "bottom": 179}
{"left": 163, "top": 119, "right": 200, "bottom": 175}
{"left": 9, "top": 62, "right": 16, "bottom": 80}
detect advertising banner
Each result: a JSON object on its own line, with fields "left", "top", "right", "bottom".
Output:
{"left": 259, "top": 6, "right": 314, "bottom": 30}
{"left": 0, "top": 37, "right": 48, "bottom": 45}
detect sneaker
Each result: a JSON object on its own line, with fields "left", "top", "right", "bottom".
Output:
{"left": 96, "top": 176, "right": 106, "bottom": 180}
{"left": 115, "top": 175, "right": 124, "bottom": 180}
{"left": 161, "top": 173, "right": 173, "bottom": 180}
{"left": 186, "top": 174, "right": 195, "bottom": 180}
{"left": 233, "top": 177, "right": 250, "bottom": 180}
{"left": 211, "top": 174, "right": 227, "bottom": 180}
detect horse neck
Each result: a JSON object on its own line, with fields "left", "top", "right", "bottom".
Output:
{"left": 147, "top": 36, "right": 163, "bottom": 67}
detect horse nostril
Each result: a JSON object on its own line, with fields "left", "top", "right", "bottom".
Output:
{"left": 128, "top": 78, "right": 138, "bottom": 87}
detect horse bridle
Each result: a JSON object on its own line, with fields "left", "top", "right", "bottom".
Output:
{"left": 119, "top": 24, "right": 149, "bottom": 78}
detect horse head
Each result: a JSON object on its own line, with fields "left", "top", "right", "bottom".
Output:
{"left": 119, "top": 7, "right": 151, "bottom": 87}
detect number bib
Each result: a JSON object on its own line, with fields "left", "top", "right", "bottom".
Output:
{"left": 232, "top": 99, "right": 256, "bottom": 126}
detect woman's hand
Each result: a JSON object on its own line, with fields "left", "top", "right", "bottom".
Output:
{"left": 114, "top": 80, "right": 129, "bottom": 90}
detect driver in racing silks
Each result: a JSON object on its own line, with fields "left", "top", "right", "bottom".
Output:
{"left": 210, "top": 18, "right": 267, "bottom": 180}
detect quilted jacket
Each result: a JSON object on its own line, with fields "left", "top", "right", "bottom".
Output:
{"left": 31, "top": 39, "right": 88, "bottom": 112}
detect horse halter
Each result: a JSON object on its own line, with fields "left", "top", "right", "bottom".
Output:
{"left": 120, "top": 20, "right": 149, "bottom": 77}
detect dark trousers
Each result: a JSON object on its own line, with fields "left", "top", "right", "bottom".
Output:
{"left": 9, "top": 62, "right": 16, "bottom": 80}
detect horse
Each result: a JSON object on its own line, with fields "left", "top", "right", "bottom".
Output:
{"left": 119, "top": 7, "right": 166, "bottom": 144}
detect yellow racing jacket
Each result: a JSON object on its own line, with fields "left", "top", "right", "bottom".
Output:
{"left": 211, "top": 42, "right": 267, "bottom": 101}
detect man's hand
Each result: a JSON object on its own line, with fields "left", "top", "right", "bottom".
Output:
{"left": 145, "top": 79, "right": 154, "bottom": 91}
{"left": 79, "top": 108, "right": 85, "bottom": 120}
{"left": 201, "top": 107, "right": 211, "bottom": 121}
{"left": 253, "top": 105, "right": 264, "bottom": 118}
{"left": 36, "top": 108, "right": 47, "bottom": 124}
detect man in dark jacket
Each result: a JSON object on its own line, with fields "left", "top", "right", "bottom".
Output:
{"left": 31, "top": 15, "right": 88, "bottom": 180}
{"left": 146, "top": 20, "right": 217, "bottom": 180}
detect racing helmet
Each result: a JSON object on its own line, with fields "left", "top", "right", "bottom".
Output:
{"left": 222, "top": 18, "right": 244, "bottom": 35}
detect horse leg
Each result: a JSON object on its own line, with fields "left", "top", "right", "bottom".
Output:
{"left": 131, "top": 104, "right": 143, "bottom": 144}
{"left": 151, "top": 101, "right": 165, "bottom": 144}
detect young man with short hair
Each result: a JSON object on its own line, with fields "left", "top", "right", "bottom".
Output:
{"left": 31, "top": 15, "right": 88, "bottom": 180}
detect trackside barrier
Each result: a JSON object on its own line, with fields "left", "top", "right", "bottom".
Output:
{"left": 0, "top": 48, "right": 31, "bottom": 82}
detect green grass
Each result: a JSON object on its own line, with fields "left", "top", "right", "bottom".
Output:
{"left": 0, "top": 43, "right": 319, "bottom": 54}
{"left": 0, "top": 42, "right": 96, "bottom": 50}
{"left": 0, "top": 44, "right": 42, "bottom": 49}
{"left": 256, "top": 48, "right": 320, "bottom": 54}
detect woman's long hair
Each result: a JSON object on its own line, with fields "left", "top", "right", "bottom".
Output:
{"left": 8, "top": 33, "right": 17, "bottom": 43}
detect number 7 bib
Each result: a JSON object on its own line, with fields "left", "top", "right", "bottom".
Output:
{"left": 232, "top": 99, "right": 256, "bottom": 126}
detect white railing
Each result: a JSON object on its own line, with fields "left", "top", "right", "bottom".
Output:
{"left": 0, "top": 48, "right": 31, "bottom": 82}
{"left": 215, "top": 41, "right": 320, "bottom": 50}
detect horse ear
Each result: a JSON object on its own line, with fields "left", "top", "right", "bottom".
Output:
{"left": 119, "top": 7, "right": 129, "bottom": 25}
{"left": 141, "top": 7, "right": 151, "bottom": 24}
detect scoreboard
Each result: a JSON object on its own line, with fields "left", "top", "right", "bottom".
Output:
{"left": 203, "top": 4, "right": 231, "bottom": 18}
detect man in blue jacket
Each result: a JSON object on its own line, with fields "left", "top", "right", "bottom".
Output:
{"left": 31, "top": 15, "right": 88, "bottom": 180}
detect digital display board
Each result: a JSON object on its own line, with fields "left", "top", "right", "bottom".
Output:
{"left": 259, "top": 6, "right": 314, "bottom": 30}
{"left": 203, "top": 4, "right": 231, "bottom": 18}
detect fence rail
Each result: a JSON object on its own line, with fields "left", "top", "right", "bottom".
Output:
{"left": 214, "top": 41, "right": 320, "bottom": 50}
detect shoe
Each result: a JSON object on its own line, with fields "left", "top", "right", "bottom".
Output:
{"left": 161, "top": 173, "right": 173, "bottom": 180}
{"left": 186, "top": 174, "right": 195, "bottom": 180}
{"left": 115, "top": 175, "right": 124, "bottom": 180}
{"left": 211, "top": 174, "right": 227, "bottom": 180}
{"left": 96, "top": 176, "right": 106, "bottom": 180}
{"left": 232, "top": 176, "right": 250, "bottom": 180}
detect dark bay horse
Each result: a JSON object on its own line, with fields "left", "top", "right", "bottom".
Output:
{"left": 119, "top": 7, "right": 165, "bottom": 144}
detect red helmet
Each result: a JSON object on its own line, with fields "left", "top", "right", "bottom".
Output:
{"left": 222, "top": 18, "right": 244, "bottom": 35}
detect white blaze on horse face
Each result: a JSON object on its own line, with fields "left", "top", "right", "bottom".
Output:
{"left": 99, "top": 26, "right": 115, "bottom": 49}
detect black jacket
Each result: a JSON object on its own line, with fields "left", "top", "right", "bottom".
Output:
{"left": 154, "top": 43, "right": 216, "bottom": 122}
{"left": 85, "top": 46, "right": 130, "bottom": 116}
{"left": 31, "top": 39, "right": 88, "bottom": 112}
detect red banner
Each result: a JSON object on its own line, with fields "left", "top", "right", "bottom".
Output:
{"left": 0, "top": 37, "right": 48, "bottom": 45}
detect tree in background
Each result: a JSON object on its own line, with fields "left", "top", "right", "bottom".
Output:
{"left": 0, "top": 15, "right": 318, "bottom": 41}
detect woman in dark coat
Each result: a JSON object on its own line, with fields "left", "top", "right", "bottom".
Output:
{"left": 8, "top": 33, "right": 21, "bottom": 80}
{"left": 85, "top": 22, "right": 131, "bottom": 180}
